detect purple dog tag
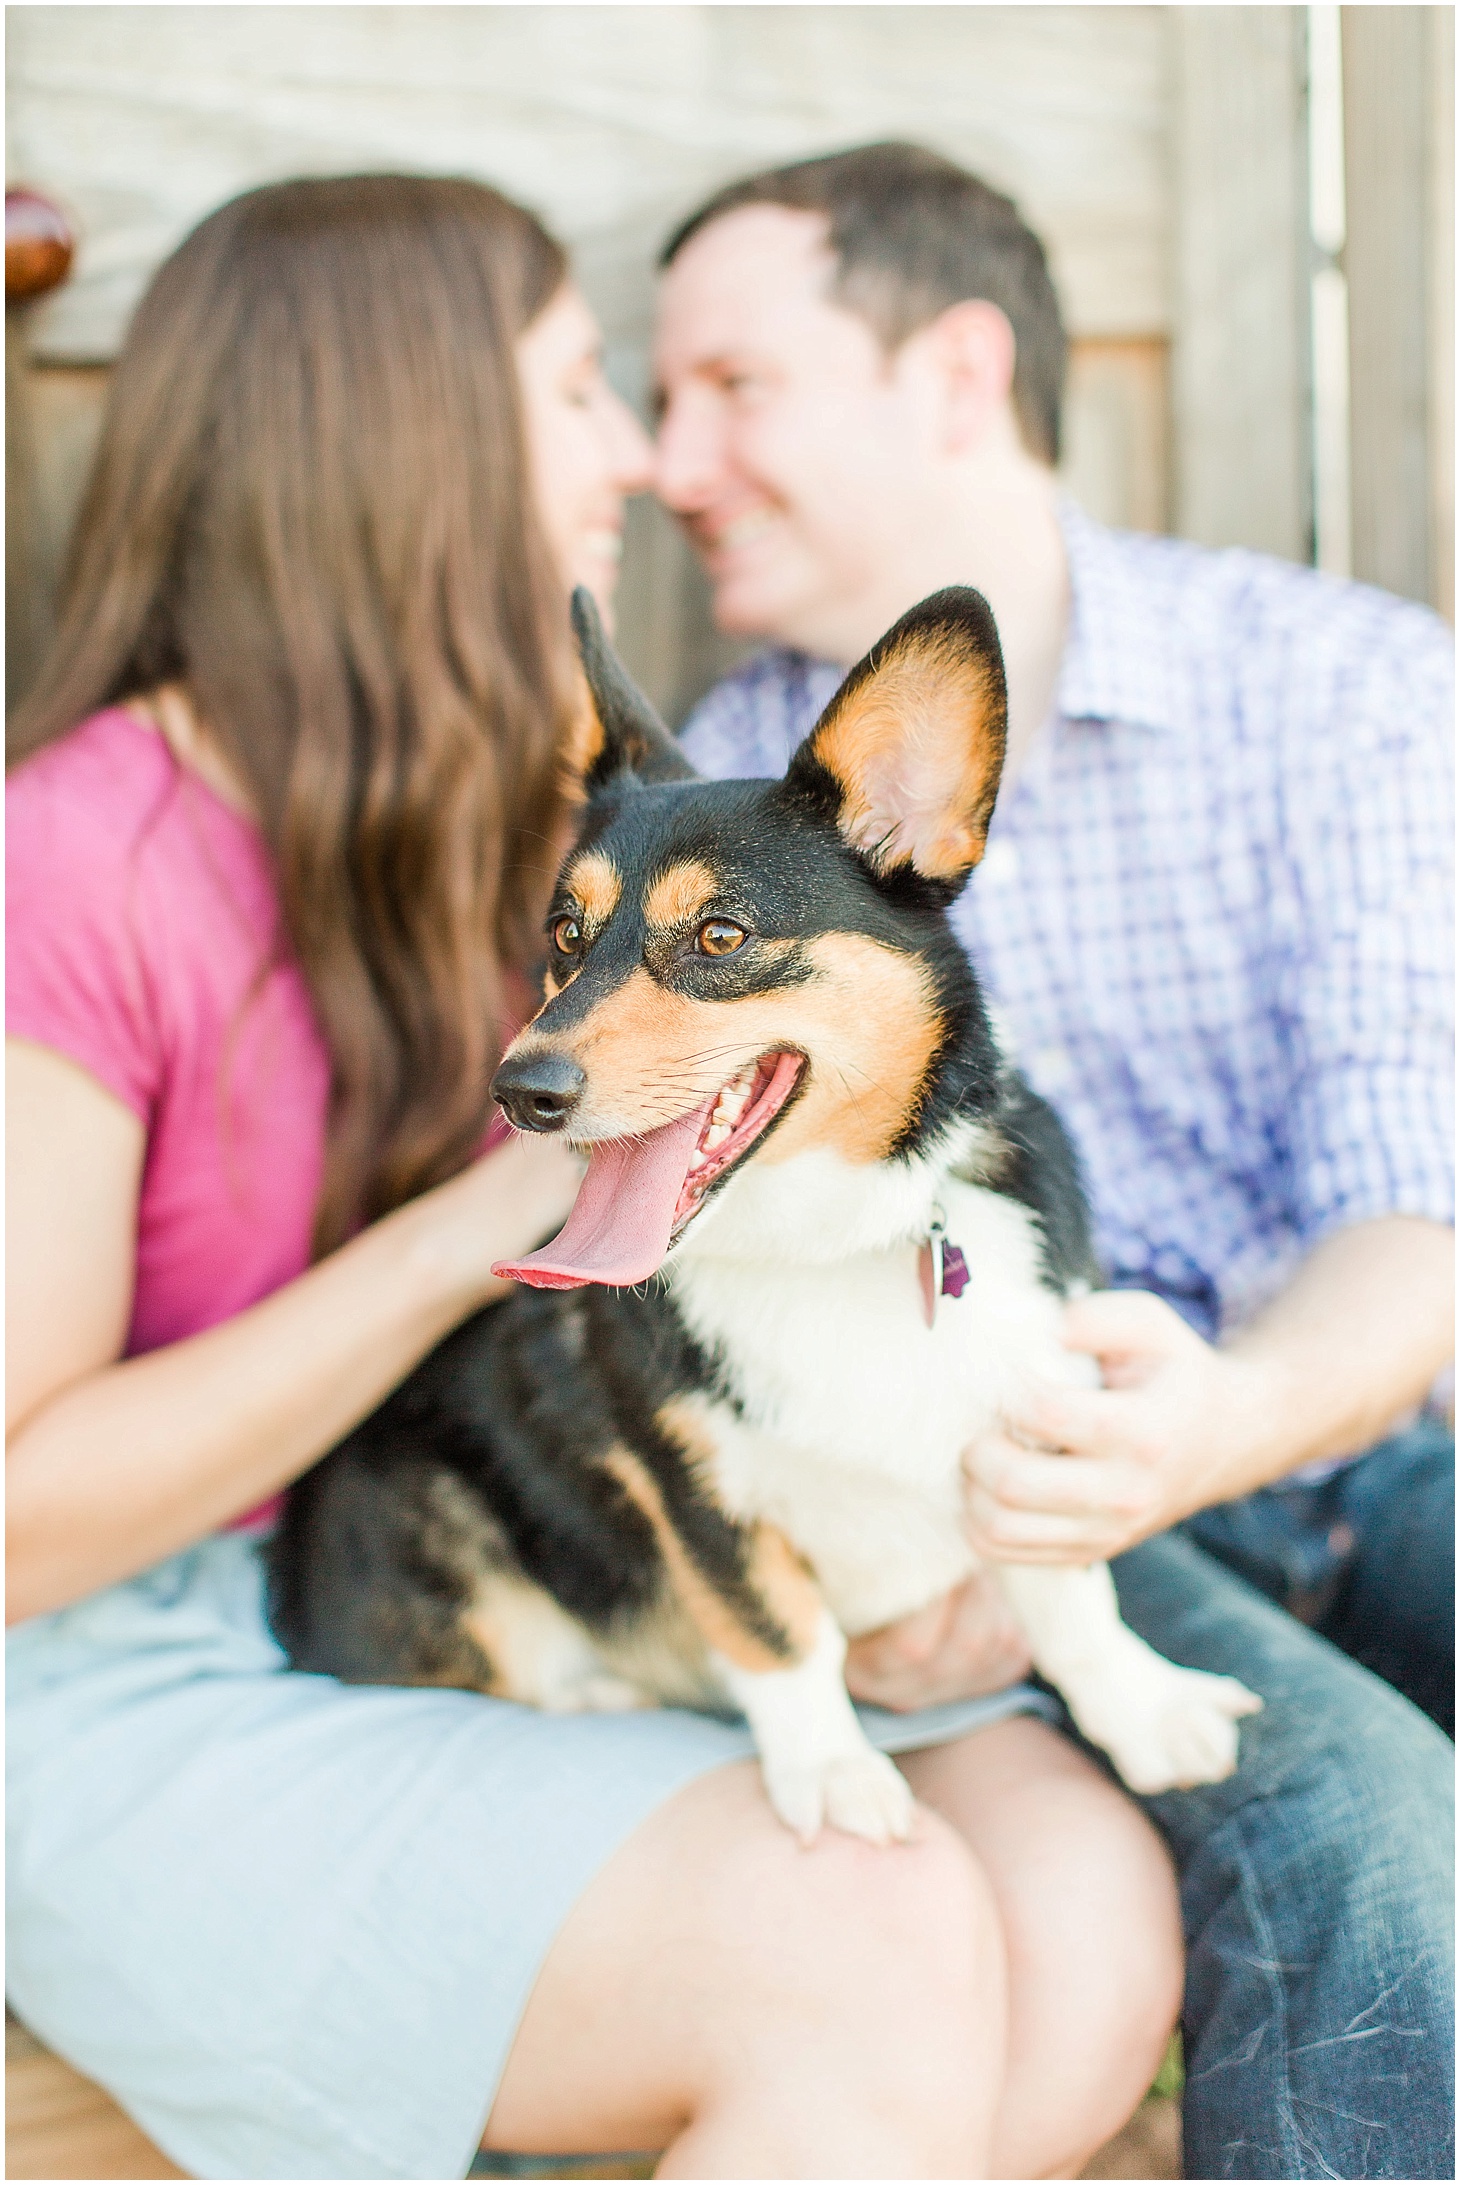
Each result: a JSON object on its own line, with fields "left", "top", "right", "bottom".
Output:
{"left": 919, "top": 1210, "right": 971, "bottom": 1326}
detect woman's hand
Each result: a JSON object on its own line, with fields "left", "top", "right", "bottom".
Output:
{"left": 416, "top": 1129, "right": 585, "bottom": 1313}
{"left": 844, "top": 1571, "right": 1033, "bottom": 1712}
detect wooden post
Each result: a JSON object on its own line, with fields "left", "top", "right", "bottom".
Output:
{"left": 1341, "top": 6, "right": 1449, "bottom": 612}
{"left": 1170, "top": 7, "right": 1312, "bottom": 561}
{"left": 6, "top": 187, "right": 76, "bottom": 714}
{"left": 1426, "top": 7, "right": 1455, "bottom": 624}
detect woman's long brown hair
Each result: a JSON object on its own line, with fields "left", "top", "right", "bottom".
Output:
{"left": 9, "top": 175, "right": 577, "bottom": 1253}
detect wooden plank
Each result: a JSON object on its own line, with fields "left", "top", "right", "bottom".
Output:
{"left": 1062, "top": 336, "right": 1170, "bottom": 538}
{"left": 1426, "top": 6, "right": 1454, "bottom": 624}
{"left": 1342, "top": 6, "right": 1437, "bottom": 608}
{"left": 7, "top": 4, "right": 1171, "bottom": 362}
{"left": 8, "top": 4, "right": 1180, "bottom": 713}
{"left": 1081, "top": 2092, "right": 1182, "bottom": 2179}
{"left": 7, "top": 312, "right": 49, "bottom": 709}
{"left": 7, "top": 2006, "right": 1179, "bottom": 2180}
{"left": 1169, "top": 7, "right": 1311, "bottom": 560}
{"left": 6, "top": 2019, "right": 188, "bottom": 2181}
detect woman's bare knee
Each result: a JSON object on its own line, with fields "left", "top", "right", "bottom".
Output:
{"left": 487, "top": 1757, "right": 1006, "bottom": 2176}
{"left": 904, "top": 1719, "right": 1182, "bottom": 2179}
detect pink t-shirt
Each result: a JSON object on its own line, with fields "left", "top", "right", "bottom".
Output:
{"left": 8, "top": 709, "right": 332, "bottom": 1526}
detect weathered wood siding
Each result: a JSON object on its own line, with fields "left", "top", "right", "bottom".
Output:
{"left": 1343, "top": 4, "right": 1455, "bottom": 620}
{"left": 7, "top": 4, "right": 1176, "bottom": 712}
{"left": 10, "top": 6, "right": 1172, "bottom": 358}
{"left": 6, "top": 5, "right": 1451, "bottom": 714}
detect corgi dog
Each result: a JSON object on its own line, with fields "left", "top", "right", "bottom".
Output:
{"left": 268, "top": 586, "right": 1260, "bottom": 1845}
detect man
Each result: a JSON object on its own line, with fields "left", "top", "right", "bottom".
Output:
{"left": 651, "top": 142, "right": 1454, "bottom": 2180}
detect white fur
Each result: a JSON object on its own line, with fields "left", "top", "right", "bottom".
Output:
{"left": 673, "top": 1139, "right": 1084, "bottom": 1636}
{"left": 713, "top": 1610, "right": 914, "bottom": 1845}
{"left": 669, "top": 1134, "right": 1261, "bottom": 1818}
{"left": 995, "top": 1563, "right": 1261, "bottom": 1794}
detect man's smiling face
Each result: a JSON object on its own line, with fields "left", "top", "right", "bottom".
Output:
{"left": 652, "top": 206, "right": 935, "bottom": 664}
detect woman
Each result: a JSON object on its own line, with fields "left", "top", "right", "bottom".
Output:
{"left": 7, "top": 174, "right": 1180, "bottom": 2181}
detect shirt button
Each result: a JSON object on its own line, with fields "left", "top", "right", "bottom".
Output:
{"left": 980, "top": 839, "right": 1021, "bottom": 884}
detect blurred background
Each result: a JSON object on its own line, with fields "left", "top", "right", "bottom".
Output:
{"left": 7, "top": 3, "right": 1453, "bottom": 725}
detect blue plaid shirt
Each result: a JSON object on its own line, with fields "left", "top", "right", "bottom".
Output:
{"left": 680, "top": 504, "right": 1455, "bottom": 1342}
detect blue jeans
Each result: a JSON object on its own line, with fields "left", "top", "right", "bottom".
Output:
{"left": 1183, "top": 1419, "right": 1455, "bottom": 1735}
{"left": 1111, "top": 1426, "right": 1455, "bottom": 2179}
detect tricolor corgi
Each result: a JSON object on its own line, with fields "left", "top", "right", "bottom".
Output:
{"left": 268, "top": 586, "right": 1259, "bottom": 1844}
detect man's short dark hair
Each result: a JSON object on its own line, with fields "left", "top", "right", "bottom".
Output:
{"left": 661, "top": 141, "right": 1066, "bottom": 466}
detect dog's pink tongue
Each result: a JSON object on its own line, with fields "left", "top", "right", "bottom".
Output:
{"left": 492, "top": 1098, "right": 713, "bottom": 1290}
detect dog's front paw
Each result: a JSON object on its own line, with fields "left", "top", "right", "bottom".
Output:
{"left": 1082, "top": 1663, "right": 1263, "bottom": 1794}
{"left": 763, "top": 1746, "right": 915, "bottom": 1847}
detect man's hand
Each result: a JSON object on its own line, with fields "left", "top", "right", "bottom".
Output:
{"left": 843, "top": 1570, "right": 1033, "bottom": 1711}
{"left": 963, "top": 1289, "right": 1278, "bottom": 1566}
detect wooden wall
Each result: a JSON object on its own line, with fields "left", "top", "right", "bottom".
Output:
{"left": 1343, "top": 4, "right": 1454, "bottom": 620}
{"left": 6, "top": 3, "right": 1173, "bottom": 716}
{"left": 6, "top": 4, "right": 1453, "bottom": 722}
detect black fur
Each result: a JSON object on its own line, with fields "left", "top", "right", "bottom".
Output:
{"left": 268, "top": 1281, "right": 791, "bottom": 1690}
{"left": 572, "top": 588, "right": 696, "bottom": 790}
{"left": 971, "top": 1075, "right": 1100, "bottom": 1294}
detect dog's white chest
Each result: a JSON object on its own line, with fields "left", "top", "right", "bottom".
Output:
{"left": 670, "top": 1177, "right": 1084, "bottom": 1634}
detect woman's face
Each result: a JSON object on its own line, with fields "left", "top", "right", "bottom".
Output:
{"left": 517, "top": 283, "right": 653, "bottom": 624}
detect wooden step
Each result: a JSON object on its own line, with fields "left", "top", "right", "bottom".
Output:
{"left": 6, "top": 2013, "right": 1180, "bottom": 2180}
{"left": 6, "top": 2016, "right": 185, "bottom": 2180}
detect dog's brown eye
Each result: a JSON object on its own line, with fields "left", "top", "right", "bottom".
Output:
{"left": 551, "top": 914, "right": 584, "bottom": 958}
{"left": 696, "top": 919, "right": 748, "bottom": 957}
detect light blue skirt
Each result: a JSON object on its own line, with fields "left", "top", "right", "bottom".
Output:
{"left": 6, "top": 1528, "right": 1055, "bottom": 2180}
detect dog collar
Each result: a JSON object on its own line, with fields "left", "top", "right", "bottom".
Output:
{"left": 918, "top": 1205, "right": 970, "bottom": 1329}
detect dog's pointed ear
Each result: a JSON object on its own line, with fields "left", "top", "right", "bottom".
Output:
{"left": 782, "top": 588, "right": 1007, "bottom": 890}
{"left": 564, "top": 586, "right": 697, "bottom": 792}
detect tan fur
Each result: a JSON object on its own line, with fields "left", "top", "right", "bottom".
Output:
{"left": 565, "top": 848, "right": 623, "bottom": 930}
{"left": 655, "top": 1393, "right": 728, "bottom": 1499}
{"left": 658, "top": 1397, "right": 824, "bottom": 1653}
{"left": 644, "top": 859, "right": 720, "bottom": 932}
{"left": 603, "top": 1445, "right": 815, "bottom": 1672}
{"left": 810, "top": 633, "right": 1004, "bottom": 880}
{"left": 756, "top": 934, "right": 943, "bottom": 1166}
{"left": 596, "top": 1596, "right": 725, "bottom": 1711}
{"left": 460, "top": 1576, "right": 598, "bottom": 1703}
{"left": 509, "top": 933, "right": 940, "bottom": 1167}
{"left": 461, "top": 1565, "right": 719, "bottom": 1712}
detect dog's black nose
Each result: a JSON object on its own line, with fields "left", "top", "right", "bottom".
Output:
{"left": 491, "top": 1051, "right": 586, "bottom": 1132}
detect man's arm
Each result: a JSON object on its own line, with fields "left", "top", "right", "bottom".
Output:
{"left": 963, "top": 1215, "right": 1453, "bottom": 1565}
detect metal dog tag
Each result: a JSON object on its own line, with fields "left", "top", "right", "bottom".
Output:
{"left": 918, "top": 1205, "right": 970, "bottom": 1328}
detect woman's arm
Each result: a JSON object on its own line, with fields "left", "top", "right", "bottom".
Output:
{"left": 7, "top": 1040, "right": 581, "bottom": 1623}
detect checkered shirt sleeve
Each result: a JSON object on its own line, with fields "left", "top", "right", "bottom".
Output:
{"left": 1269, "top": 592, "right": 1454, "bottom": 1243}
